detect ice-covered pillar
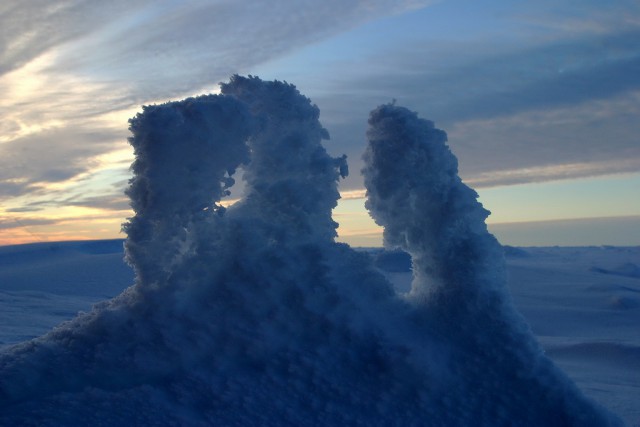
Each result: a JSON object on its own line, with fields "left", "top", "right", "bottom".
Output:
{"left": 124, "top": 95, "right": 252, "bottom": 286}
{"left": 363, "top": 102, "right": 624, "bottom": 427}
{"left": 363, "top": 103, "right": 505, "bottom": 304}
{"left": 221, "top": 75, "right": 348, "bottom": 244}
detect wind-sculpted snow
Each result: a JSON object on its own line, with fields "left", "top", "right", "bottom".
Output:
{"left": 0, "top": 76, "right": 623, "bottom": 426}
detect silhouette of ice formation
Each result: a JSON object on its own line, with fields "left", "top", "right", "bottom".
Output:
{"left": 0, "top": 76, "right": 623, "bottom": 426}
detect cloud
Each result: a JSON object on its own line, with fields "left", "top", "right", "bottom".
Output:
{"left": 508, "top": 0, "right": 640, "bottom": 36}
{"left": 448, "top": 90, "right": 640, "bottom": 185}
{"left": 319, "top": 28, "right": 640, "bottom": 122}
{"left": 4, "top": 206, "right": 43, "bottom": 213}
{"left": 0, "top": 1, "right": 124, "bottom": 75}
{"left": 304, "top": 21, "right": 640, "bottom": 188}
{"left": 14, "top": 193, "right": 132, "bottom": 213}
{"left": 0, "top": 216, "right": 58, "bottom": 230}
{"left": 463, "top": 160, "right": 640, "bottom": 188}
{"left": 339, "top": 189, "right": 368, "bottom": 200}
{"left": 0, "top": 46, "right": 136, "bottom": 202}
{"left": 0, "top": 127, "right": 124, "bottom": 199}
{"left": 0, "top": 181, "right": 30, "bottom": 199}
{"left": 66, "top": 195, "right": 131, "bottom": 212}
{"left": 433, "top": 35, "right": 640, "bottom": 122}
{"left": 4, "top": 1, "right": 434, "bottom": 100}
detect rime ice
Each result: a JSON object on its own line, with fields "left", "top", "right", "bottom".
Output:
{"left": 0, "top": 77, "right": 623, "bottom": 426}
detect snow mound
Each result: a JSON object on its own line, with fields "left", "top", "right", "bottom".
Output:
{"left": 503, "top": 245, "right": 531, "bottom": 258}
{"left": 608, "top": 295, "right": 640, "bottom": 310}
{"left": 0, "top": 76, "right": 623, "bottom": 426}
{"left": 78, "top": 239, "right": 126, "bottom": 255}
{"left": 591, "top": 263, "right": 640, "bottom": 279}
{"left": 373, "top": 249, "right": 412, "bottom": 272}
{"left": 546, "top": 341, "right": 640, "bottom": 371}
{"left": 0, "top": 240, "right": 133, "bottom": 298}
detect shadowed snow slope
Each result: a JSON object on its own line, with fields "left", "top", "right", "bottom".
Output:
{"left": 0, "top": 76, "right": 624, "bottom": 426}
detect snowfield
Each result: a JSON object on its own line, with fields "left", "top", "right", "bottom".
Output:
{"left": 0, "top": 242, "right": 638, "bottom": 424}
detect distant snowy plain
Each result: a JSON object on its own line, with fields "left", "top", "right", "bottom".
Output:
{"left": 0, "top": 240, "right": 638, "bottom": 425}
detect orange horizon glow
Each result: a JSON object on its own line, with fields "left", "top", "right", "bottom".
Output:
{"left": 3, "top": 180, "right": 640, "bottom": 247}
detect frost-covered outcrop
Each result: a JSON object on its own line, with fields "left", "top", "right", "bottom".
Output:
{"left": 363, "top": 104, "right": 621, "bottom": 426}
{"left": 0, "top": 77, "right": 623, "bottom": 426}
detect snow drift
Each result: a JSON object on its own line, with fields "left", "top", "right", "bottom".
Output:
{"left": 0, "top": 76, "right": 623, "bottom": 426}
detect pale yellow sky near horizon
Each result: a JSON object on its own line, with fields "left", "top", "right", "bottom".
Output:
{"left": 3, "top": 172, "right": 639, "bottom": 247}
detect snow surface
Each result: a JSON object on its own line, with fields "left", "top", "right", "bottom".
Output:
{"left": 0, "top": 76, "right": 635, "bottom": 425}
{"left": 1, "top": 243, "right": 637, "bottom": 425}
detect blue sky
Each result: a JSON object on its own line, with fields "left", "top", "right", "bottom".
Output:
{"left": 1, "top": 0, "right": 639, "bottom": 246}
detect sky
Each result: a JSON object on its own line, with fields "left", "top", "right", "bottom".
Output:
{"left": 1, "top": 0, "right": 639, "bottom": 247}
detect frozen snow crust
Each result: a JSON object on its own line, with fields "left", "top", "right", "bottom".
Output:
{"left": 0, "top": 76, "right": 624, "bottom": 426}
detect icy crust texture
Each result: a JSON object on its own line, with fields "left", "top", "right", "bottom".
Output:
{"left": 0, "top": 76, "right": 623, "bottom": 426}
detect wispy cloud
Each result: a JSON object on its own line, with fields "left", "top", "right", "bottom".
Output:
{"left": 0, "top": 0, "right": 434, "bottom": 244}
{"left": 305, "top": 4, "right": 640, "bottom": 188}
{"left": 448, "top": 90, "right": 640, "bottom": 185}
{"left": 464, "top": 160, "right": 640, "bottom": 188}
{"left": 5, "top": 1, "right": 435, "bottom": 101}
{"left": 339, "top": 189, "right": 368, "bottom": 200}
{"left": 0, "top": 216, "right": 58, "bottom": 230}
